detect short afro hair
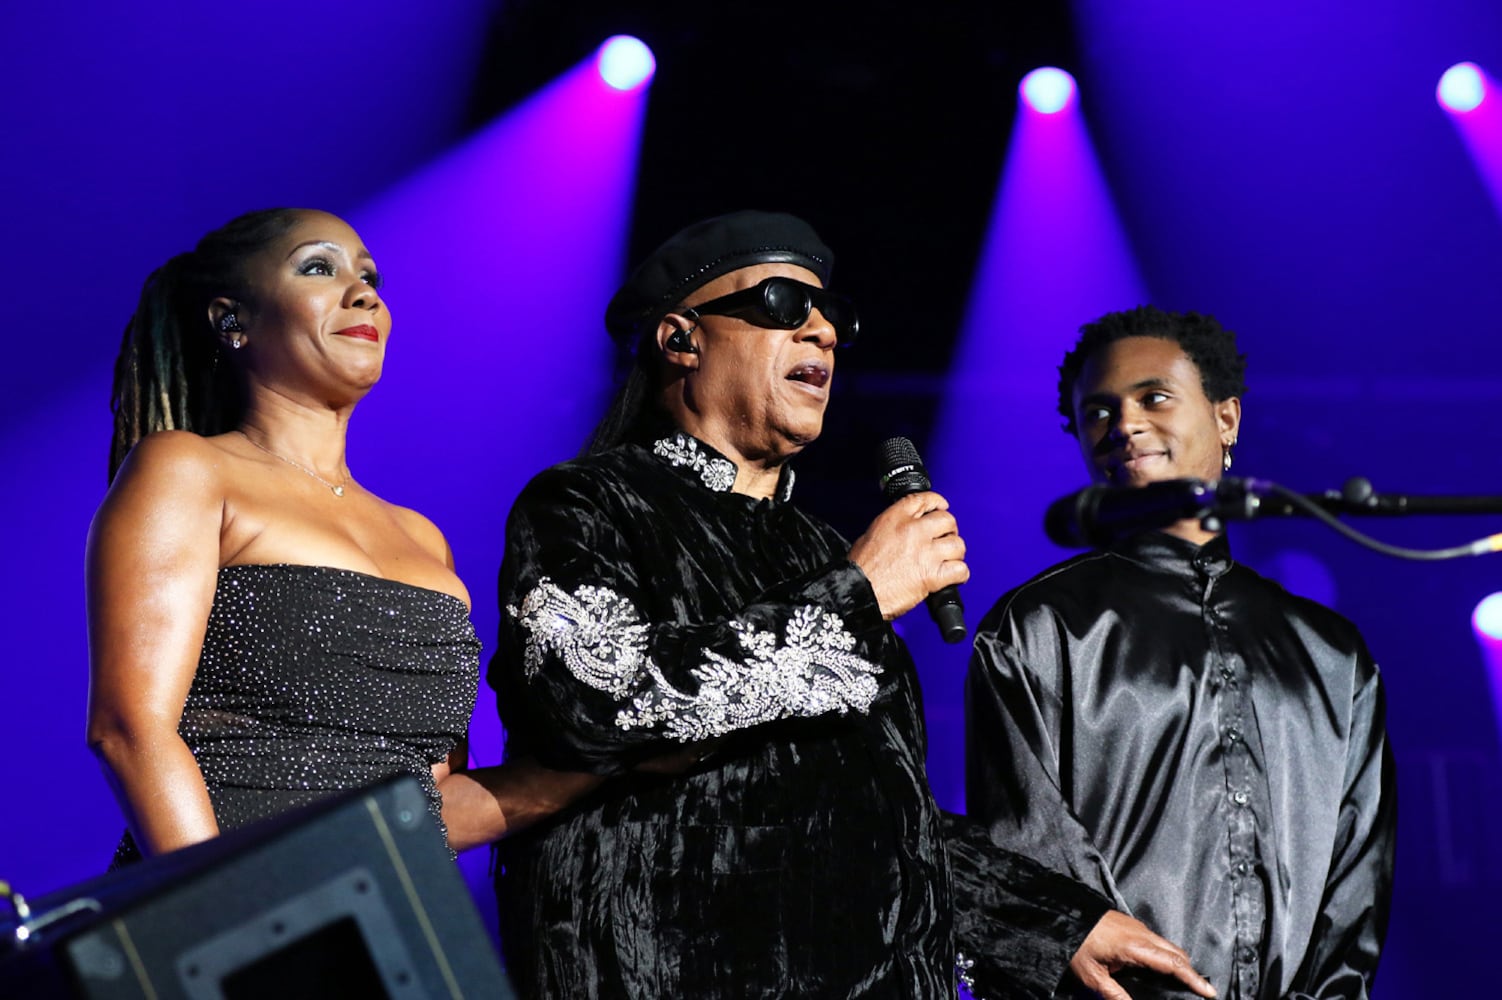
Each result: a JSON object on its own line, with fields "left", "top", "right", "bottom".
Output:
{"left": 1056, "top": 305, "right": 1247, "bottom": 436}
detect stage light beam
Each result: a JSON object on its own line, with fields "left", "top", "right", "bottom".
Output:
{"left": 1438, "top": 62, "right": 1486, "bottom": 114}
{"left": 1473, "top": 592, "right": 1502, "bottom": 763}
{"left": 598, "top": 35, "right": 656, "bottom": 91}
{"left": 1020, "top": 67, "right": 1077, "bottom": 115}
{"left": 911, "top": 61, "right": 1144, "bottom": 814}
{"left": 1437, "top": 61, "right": 1502, "bottom": 221}
{"left": 346, "top": 45, "right": 655, "bottom": 922}
{"left": 1474, "top": 592, "right": 1502, "bottom": 640}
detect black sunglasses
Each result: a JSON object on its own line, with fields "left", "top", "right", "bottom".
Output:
{"left": 682, "top": 277, "right": 859, "bottom": 346}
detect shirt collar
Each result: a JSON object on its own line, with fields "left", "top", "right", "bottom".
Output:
{"left": 650, "top": 430, "right": 797, "bottom": 502}
{"left": 1108, "top": 529, "right": 1234, "bottom": 580}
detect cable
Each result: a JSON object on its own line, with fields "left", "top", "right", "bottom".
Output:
{"left": 1252, "top": 483, "right": 1502, "bottom": 561}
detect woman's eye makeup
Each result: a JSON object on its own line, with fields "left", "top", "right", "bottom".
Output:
{"left": 296, "top": 256, "right": 336, "bottom": 277}
{"left": 294, "top": 255, "right": 382, "bottom": 289}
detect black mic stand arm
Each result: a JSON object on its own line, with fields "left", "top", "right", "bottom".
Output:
{"left": 1201, "top": 477, "right": 1502, "bottom": 561}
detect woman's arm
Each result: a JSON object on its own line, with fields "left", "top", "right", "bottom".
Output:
{"left": 435, "top": 736, "right": 712, "bottom": 853}
{"left": 86, "top": 431, "right": 225, "bottom": 857}
{"left": 439, "top": 761, "right": 606, "bottom": 853}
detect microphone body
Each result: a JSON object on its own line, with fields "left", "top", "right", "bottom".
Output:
{"left": 1044, "top": 479, "right": 1217, "bottom": 548}
{"left": 877, "top": 437, "right": 967, "bottom": 643}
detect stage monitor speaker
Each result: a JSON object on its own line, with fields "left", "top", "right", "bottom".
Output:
{"left": 0, "top": 775, "right": 514, "bottom": 999}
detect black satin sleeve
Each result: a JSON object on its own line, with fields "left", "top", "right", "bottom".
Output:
{"left": 965, "top": 616, "right": 1124, "bottom": 907}
{"left": 942, "top": 810, "right": 1112, "bottom": 999}
{"left": 1286, "top": 638, "right": 1396, "bottom": 1000}
{"left": 492, "top": 461, "right": 892, "bottom": 774}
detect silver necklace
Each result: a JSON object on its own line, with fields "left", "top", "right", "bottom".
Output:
{"left": 237, "top": 430, "right": 349, "bottom": 497}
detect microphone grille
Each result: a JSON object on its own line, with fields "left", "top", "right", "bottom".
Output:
{"left": 879, "top": 436, "right": 921, "bottom": 468}
{"left": 877, "top": 436, "right": 931, "bottom": 499}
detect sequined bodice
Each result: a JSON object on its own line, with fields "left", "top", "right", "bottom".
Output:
{"left": 181, "top": 564, "right": 479, "bottom": 832}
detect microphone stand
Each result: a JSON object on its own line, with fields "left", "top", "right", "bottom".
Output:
{"left": 1203, "top": 476, "right": 1502, "bottom": 561}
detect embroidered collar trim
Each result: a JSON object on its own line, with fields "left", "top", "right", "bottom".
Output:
{"left": 652, "top": 432, "right": 738, "bottom": 492}
{"left": 650, "top": 431, "right": 797, "bottom": 501}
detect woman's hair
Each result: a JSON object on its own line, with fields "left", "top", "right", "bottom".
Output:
{"left": 108, "top": 208, "right": 302, "bottom": 481}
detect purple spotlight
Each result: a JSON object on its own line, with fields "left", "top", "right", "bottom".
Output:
{"left": 1473, "top": 592, "right": 1502, "bottom": 640}
{"left": 1020, "top": 67, "right": 1077, "bottom": 115}
{"left": 1475, "top": 593, "right": 1502, "bottom": 764}
{"left": 598, "top": 35, "right": 656, "bottom": 91}
{"left": 1438, "top": 62, "right": 1486, "bottom": 113}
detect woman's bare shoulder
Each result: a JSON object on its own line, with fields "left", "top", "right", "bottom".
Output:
{"left": 89, "top": 432, "right": 240, "bottom": 568}
{"left": 104, "top": 430, "right": 241, "bottom": 506}
{"left": 116, "top": 429, "right": 235, "bottom": 473}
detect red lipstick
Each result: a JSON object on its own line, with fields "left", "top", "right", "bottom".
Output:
{"left": 334, "top": 324, "right": 380, "bottom": 342}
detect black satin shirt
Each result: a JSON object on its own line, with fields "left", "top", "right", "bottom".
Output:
{"left": 490, "top": 430, "right": 1110, "bottom": 999}
{"left": 967, "top": 531, "right": 1396, "bottom": 999}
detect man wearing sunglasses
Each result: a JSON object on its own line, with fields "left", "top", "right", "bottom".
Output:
{"left": 682, "top": 273, "right": 861, "bottom": 344}
{"left": 487, "top": 211, "right": 1215, "bottom": 998}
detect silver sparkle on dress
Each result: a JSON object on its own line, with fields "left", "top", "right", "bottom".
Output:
{"left": 177, "top": 565, "right": 476, "bottom": 851}
{"left": 509, "top": 578, "right": 883, "bottom": 741}
{"left": 653, "top": 432, "right": 737, "bottom": 493}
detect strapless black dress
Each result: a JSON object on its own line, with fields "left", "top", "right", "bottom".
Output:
{"left": 112, "top": 564, "right": 479, "bottom": 865}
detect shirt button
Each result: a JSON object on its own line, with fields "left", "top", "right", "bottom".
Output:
{"left": 1231, "top": 790, "right": 1249, "bottom": 806}
{"left": 1225, "top": 728, "right": 1242, "bottom": 744}
{"left": 1234, "top": 860, "right": 1251, "bottom": 876}
{"left": 1239, "top": 947, "right": 1257, "bottom": 964}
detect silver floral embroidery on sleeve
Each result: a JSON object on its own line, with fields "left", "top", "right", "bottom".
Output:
{"left": 507, "top": 579, "right": 883, "bottom": 741}
{"left": 617, "top": 603, "right": 882, "bottom": 741}
{"left": 507, "top": 578, "right": 650, "bottom": 698}
{"left": 955, "top": 951, "right": 978, "bottom": 997}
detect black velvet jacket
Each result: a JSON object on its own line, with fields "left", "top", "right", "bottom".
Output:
{"left": 489, "top": 430, "right": 1110, "bottom": 999}
{"left": 967, "top": 531, "right": 1396, "bottom": 999}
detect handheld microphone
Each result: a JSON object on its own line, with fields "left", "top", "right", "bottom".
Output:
{"left": 1044, "top": 478, "right": 1218, "bottom": 548}
{"left": 877, "top": 437, "right": 967, "bottom": 643}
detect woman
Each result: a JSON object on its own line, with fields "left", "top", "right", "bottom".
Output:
{"left": 89, "top": 207, "right": 485, "bottom": 862}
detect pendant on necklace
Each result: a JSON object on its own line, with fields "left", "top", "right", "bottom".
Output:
{"left": 332, "top": 485, "right": 345, "bottom": 497}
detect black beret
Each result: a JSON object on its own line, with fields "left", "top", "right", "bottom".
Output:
{"left": 604, "top": 210, "right": 834, "bottom": 344}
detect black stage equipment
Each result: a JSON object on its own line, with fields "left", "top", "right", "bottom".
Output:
{"left": 0, "top": 775, "right": 514, "bottom": 999}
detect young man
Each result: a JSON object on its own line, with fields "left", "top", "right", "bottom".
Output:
{"left": 967, "top": 306, "right": 1396, "bottom": 999}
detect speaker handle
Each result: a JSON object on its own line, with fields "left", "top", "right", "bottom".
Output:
{"left": 3, "top": 877, "right": 107, "bottom": 953}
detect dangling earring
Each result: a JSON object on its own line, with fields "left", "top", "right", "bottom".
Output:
{"left": 1222, "top": 439, "right": 1236, "bottom": 472}
{"left": 219, "top": 312, "right": 243, "bottom": 349}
